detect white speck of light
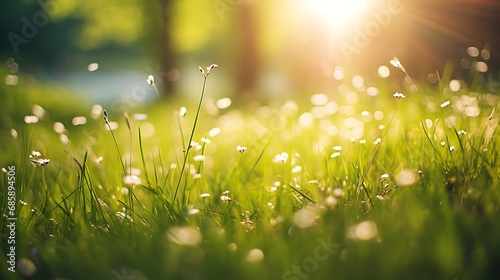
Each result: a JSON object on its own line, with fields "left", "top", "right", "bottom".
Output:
{"left": 88, "top": 63, "right": 99, "bottom": 72}
{"left": 245, "top": 248, "right": 265, "bottom": 262}
{"left": 377, "top": 65, "right": 390, "bottom": 78}
{"left": 216, "top": 97, "right": 232, "bottom": 109}
{"left": 166, "top": 226, "right": 202, "bottom": 246}
{"left": 396, "top": 169, "right": 417, "bottom": 186}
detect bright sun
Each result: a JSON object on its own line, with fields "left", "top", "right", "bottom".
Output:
{"left": 301, "top": 0, "right": 369, "bottom": 27}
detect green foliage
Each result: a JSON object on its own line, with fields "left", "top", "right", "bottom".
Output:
{"left": 1, "top": 65, "right": 500, "bottom": 280}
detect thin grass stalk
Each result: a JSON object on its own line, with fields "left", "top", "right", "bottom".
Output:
{"left": 173, "top": 73, "right": 209, "bottom": 203}
{"left": 355, "top": 102, "right": 400, "bottom": 206}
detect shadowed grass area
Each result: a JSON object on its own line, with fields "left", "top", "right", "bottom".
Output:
{"left": 1, "top": 62, "right": 500, "bottom": 280}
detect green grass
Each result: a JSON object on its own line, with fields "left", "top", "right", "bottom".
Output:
{"left": 1, "top": 63, "right": 500, "bottom": 280}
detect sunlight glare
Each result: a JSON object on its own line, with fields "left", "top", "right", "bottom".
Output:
{"left": 303, "top": 0, "right": 368, "bottom": 26}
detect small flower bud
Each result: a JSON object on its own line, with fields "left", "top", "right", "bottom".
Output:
{"left": 103, "top": 110, "right": 109, "bottom": 124}
{"left": 207, "top": 64, "right": 218, "bottom": 72}
{"left": 146, "top": 75, "right": 155, "bottom": 85}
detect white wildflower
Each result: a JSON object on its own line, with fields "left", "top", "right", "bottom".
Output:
{"left": 123, "top": 175, "right": 141, "bottom": 185}
{"left": 273, "top": 152, "right": 288, "bottom": 163}
{"left": 236, "top": 145, "right": 247, "bottom": 154}
{"left": 146, "top": 75, "right": 155, "bottom": 85}
{"left": 393, "top": 92, "right": 405, "bottom": 99}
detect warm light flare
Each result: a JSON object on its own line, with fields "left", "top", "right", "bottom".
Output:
{"left": 301, "top": 0, "right": 369, "bottom": 26}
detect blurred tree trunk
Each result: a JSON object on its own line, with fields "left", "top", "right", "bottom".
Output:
{"left": 236, "top": 4, "right": 260, "bottom": 102}
{"left": 160, "top": 0, "right": 177, "bottom": 96}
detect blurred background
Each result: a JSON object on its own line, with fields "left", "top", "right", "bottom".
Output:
{"left": 1, "top": 0, "right": 500, "bottom": 105}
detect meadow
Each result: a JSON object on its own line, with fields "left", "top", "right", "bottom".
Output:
{"left": 1, "top": 58, "right": 500, "bottom": 280}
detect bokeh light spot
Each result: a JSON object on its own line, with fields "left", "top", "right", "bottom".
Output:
{"left": 460, "top": 59, "right": 470, "bottom": 69}
{"left": 475, "top": 61, "right": 488, "bottom": 73}
{"left": 427, "top": 73, "right": 438, "bottom": 84}
{"left": 166, "top": 226, "right": 202, "bottom": 246}
{"left": 481, "top": 49, "right": 490, "bottom": 60}
{"left": 449, "top": 80, "right": 461, "bottom": 92}
{"left": 366, "top": 87, "right": 379, "bottom": 97}
{"left": 293, "top": 208, "right": 317, "bottom": 228}
{"left": 311, "top": 93, "right": 329, "bottom": 105}
{"left": 246, "top": 248, "right": 265, "bottom": 263}
{"left": 467, "top": 46, "right": 479, "bottom": 57}
{"left": 396, "top": 169, "right": 417, "bottom": 186}
{"left": 377, "top": 65, "right": 390, "bottom": 78}
{"left": 216, "top": 97, "right": 232, "bottom": 109}
{"left": 87, "top": 63, "right": 99, "bottom": 72}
